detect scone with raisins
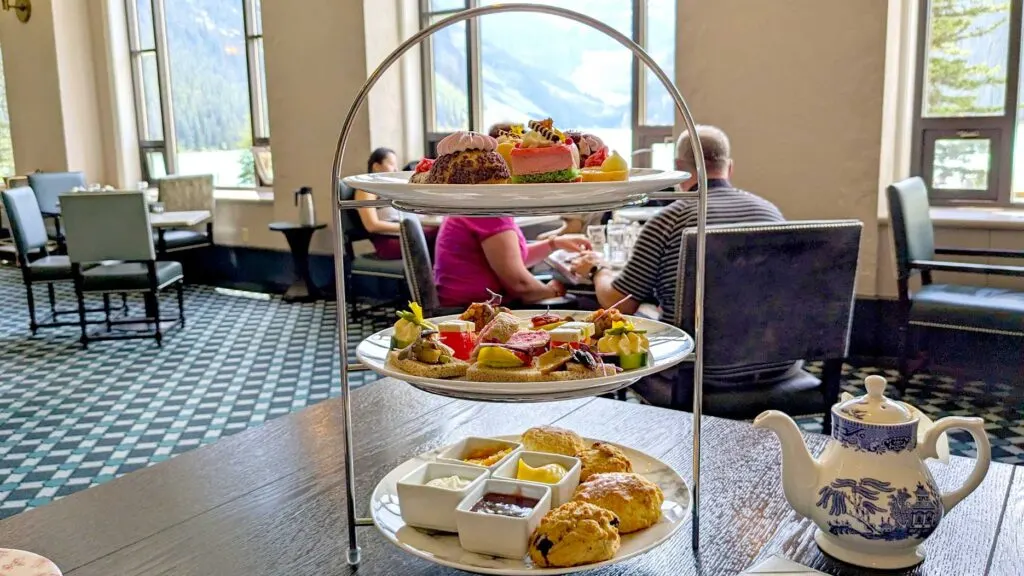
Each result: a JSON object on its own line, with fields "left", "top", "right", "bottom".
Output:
{"left": 577, "top": 442, "right": 632, "bottom": 482}
{"left": 528, "top": 501, "right": 620, "bottom": 568}
{"left": 573, "top": 472, "right": 664, "bottom": 533}
{"left": 521, "top": 425, "right": 586, "bottom": 456}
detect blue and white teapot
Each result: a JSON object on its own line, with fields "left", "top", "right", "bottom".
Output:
{"left": 754, "top": 375, "right": 991, "bottom": 570}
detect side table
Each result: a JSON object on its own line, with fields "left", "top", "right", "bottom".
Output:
{"left": 269, "top": 222, "right": 327, "bottom": 303}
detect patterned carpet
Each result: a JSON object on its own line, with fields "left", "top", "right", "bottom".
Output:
{"left": 0, "top": 266, "right": 1021, "bottom": 521}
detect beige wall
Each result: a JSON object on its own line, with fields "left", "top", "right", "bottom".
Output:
{"left": 677, "top": 0, "right": 888, "bottom": 296}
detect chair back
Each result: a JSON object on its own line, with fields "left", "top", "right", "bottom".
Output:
{"left": 399, "top": 216, "right": 440, "bottom": 312}
{"left": 677, "top": 220, "right": 862, "bottom": 366}
{"left": 61, "top": 191, "right": 156, "bottom": 263}
{"left": 26, "top": 172, "right": 86, "bottom": 214}
{"left": 1, "top": 186, "right": 50, "bottom": 256}
{"left": 886, "top": 177, "right": 936, "bottom": 281}
{"left": 338, "top": 182, "right": 371, "bottom": 244}
{"left": 157, "top": 174, "right": 215, "bottom": 212}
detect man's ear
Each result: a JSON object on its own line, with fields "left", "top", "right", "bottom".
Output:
{"left": 727, "top": 160, "right": 735, "bottom": 178}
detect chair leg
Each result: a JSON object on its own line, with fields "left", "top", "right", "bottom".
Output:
{"left": 75, "top": 283, "right": 88, "bottom": 349}
{"left": 820, "top": 358, "right": 844, "bottom": 433}
{"left": 121, "top": 293, "right": 129, "bottom": 312}
{"left": 152, "top": 292, "right": 163, "bottom": 347}
{"left": 47, "top": 283, "right": 57, "bottom": 318}
{"left": 25, "top": 283, "right": 38, "bottom": 335}
{"left": 103, "top": 294, "right": 112, "bottom": 331}
{"left": 177, "top": 281, "right": 185, "bottom": 327}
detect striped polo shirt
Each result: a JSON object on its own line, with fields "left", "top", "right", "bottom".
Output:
{"left": 613, "top": 179, "right": 800, "bottom": 384}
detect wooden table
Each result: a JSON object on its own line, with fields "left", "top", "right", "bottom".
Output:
{"left": 0, "top": 379, "right": 1018, "bottom": 575}
{"left": 149, "top": 210, "right": 211, "bottom": 228}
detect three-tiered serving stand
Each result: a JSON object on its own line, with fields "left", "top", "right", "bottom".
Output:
{"left": 329, "top": 4, "right": 709, "bottom": 569}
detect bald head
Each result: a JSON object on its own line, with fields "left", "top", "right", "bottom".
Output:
{"left": 675, "top": 125, "right": 732, "bottom": 178}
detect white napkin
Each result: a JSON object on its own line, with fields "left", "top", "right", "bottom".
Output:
{"left": 741, "top": 554, "right": 825, "bottom": 574}
{"left": 839, "top": 392, "right": 950, "bottom": 464}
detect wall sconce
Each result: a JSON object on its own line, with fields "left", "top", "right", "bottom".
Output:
{"left": 1, "top": 0, "right": 30, "bottom": 23}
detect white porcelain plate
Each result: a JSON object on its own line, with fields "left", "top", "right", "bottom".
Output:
{"left": 342, "top": 169, "right": 690, "bottom": 212}
{"left": 355, "top": 310, "right": 693, "bottom": 402}
{"left": 371, "top": 435, "right": 691, "bottom": 575}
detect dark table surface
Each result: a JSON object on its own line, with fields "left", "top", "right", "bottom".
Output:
{"left": 0, "top": 379, "right": 1019, "bottom": 575}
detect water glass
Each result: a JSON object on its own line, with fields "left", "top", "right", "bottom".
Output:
{"left": 625, "top": 222, "right": 642, "bottom": 259}
{"left": 586, "top": 225, "right": 607, "bottom": 258}
{"left": 606, "top": 223, "right": 628, "bottom": 264}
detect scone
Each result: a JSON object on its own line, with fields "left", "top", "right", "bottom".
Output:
{"left": 528, "top": 501, "right": 620, "bottom": 568}
{"left": 521, "top": 426, "right": 586, "bottom": 456}
{"left": 577, "top": 442, "right": 633, "bottom": 482}
{"left": 573, "top": 472, "right": 664, "bottom": 533}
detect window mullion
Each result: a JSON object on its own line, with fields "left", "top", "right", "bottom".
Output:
{"left": 1000, "top": 0, "right": 1023, "bottom": 204}
{"left": 242, "top": 0, "right": 263, "bottom": 141}
{"left": 152, "top": 0, "right": 176, "bottom": 174}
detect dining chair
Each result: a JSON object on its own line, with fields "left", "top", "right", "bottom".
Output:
{"left": 1, "top": 186, "right": 102, "bottom": 333}
{"left": 155, "top": 174, "right": 215, "bottom": 256}
{"left": 636, "top": 220, "right": 863, "bottom": 431}
{"left": 26, "top": 171, "right": 87, "bottom": 251}
{"left": 886, "top": 177, "right": 1024, "bottom": 389}
{"left": 61, "top": 191, "right": 186, "bottom": 347}
{"left": 338, "top": 182, "right": 407, "bottom": 313}
{"left": 399, "top": 216, "right": 461, "bottom": 317}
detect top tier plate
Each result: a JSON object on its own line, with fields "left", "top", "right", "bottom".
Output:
{"left": 342, "top": 168, "right": 690, "bottom": 214}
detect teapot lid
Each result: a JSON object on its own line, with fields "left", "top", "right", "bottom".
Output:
{"left": 834, "top": 375, "right": 912, "bottom": 424}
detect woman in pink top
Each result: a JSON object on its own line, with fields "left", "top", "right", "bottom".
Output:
{"left": 434, "top": 217, "right": 590, "bottom": 307}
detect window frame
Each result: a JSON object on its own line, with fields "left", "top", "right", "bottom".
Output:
{"left": 418, "top": 0, "right": 674, "bottom": 167}
{"left": 911, "top": 0, "right": 1023, "bottom": 206}
{"left": 125, "top": 0, "right": 271, "bottom": 189}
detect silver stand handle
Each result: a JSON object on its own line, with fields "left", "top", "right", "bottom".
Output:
{"left": 329, "top": 3, "right": 709, "bottom": 562}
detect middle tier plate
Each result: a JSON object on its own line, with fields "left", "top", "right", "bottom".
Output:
{"left": 355, "top": 310, "right": 694, "bottom": 401}
{"left": 342, "top": 168, "right": 690, "bottom": 213}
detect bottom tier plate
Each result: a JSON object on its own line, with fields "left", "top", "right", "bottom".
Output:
{"left": 370, "top": 435, "right": 691, "bottom": 575}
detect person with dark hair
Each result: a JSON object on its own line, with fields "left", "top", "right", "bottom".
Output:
{"left": 355, "top": 147, "right": 437, "bottom": 259}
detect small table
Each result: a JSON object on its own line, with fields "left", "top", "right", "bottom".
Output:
{"left": 269, "top": 222, "right": 327, "bottom": 303}
{"left": 149, "top": 210, "right": 212, "bottom": 228}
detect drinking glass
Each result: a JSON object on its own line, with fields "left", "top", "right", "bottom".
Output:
{"left": 586, "top": 225, "right": 607, "bottom": 258}
{"left": 625, "top": 222, "right": 642, "bottom": 260}
{"left": 606, "top": 223, "right": 628, "bottom": 264}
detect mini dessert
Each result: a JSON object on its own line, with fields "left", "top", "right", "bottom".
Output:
{"left": 549, "top": 327, "right": 584, "bottom": 349}
{"left": 597, "top": 321, "right": 650, "bottom": 370}
{"left": 425, "top": 475, "right": 473, "bottom": 490}
{"left": 585, "top": 308, "right": 626, "bottom": 338}
{"left": 508, "top": 119, "right": 582, "bottom": 183}
{"left": 517, "top": 460, "right": 568, "bottom": 484}
{"left": 463, "top": 445, "right": 516, "bottom": 467}
{"left": 426, "top": 131, "right": 510, "bottom": 184}
{"left": 387, "top": 330, "right": 469, "bottom": 379}
{"left": 409, "top": 157, "right": 435, "bottom": 184}
{"left": 470, "top": 492, "right": 540, "bottom": 518}
{"left": 573, "top": 472, "right": 664, "bottom": 533}
{"left": 521, "top": 425, "right": 586, "bottom": 456}
{"left": 459, "top": 296, "right": 512, "bottom": 332}
{"left": 577, "top": 442, "right": 633, "bottom": 482}
{"left": 559, "top": 321, "right": 596, "bottom": 341}
{"left": 584, "top": 146, "right": 608, "bottom": 168}
{"left": 437, "top": 319, "right": 476, "bottom": 361}
{"left": 564, "top": 131, "right": 605, "bottom": 167}
{"left": 391, "top": 302, "right": 436, "bottom": 349}
{"left": 581, "top": 150, "right": 629, "bottom": 182}
{"left": 531, "top": 311, "right": 572, "bottom": 331}
{"left": 495, "top": 124, "right": 524, "bottom": 166}
{"left": 529, "top": 501, "right": 621, "bottom": 568}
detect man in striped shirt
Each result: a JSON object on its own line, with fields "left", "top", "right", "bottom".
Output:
{"left": 573, "top": 125, "right": 802, "bottom": 387}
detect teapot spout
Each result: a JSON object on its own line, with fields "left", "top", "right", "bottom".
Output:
{"left": 753, "top": 410, "right": 821, "bottom": 519}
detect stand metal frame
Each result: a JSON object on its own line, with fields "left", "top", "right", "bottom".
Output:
{"left": 329, "top": 4, "right": 708, "bottom": 567}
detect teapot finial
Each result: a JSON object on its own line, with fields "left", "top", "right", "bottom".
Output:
{"left": 865, "top": 375, "right": 887, "bottom": 400}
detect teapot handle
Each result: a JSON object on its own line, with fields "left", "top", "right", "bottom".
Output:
{"left": 921, "top": 416, "right": 990, "bottom": 513}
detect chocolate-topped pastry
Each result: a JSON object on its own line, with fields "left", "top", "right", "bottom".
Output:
{"left": 426, "top": 131, "right": 510, "bottom": 184}
{"left": 564, "top": 131, "right": 605, "bottom": 167}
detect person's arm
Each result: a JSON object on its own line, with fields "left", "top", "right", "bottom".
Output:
{"left": 525, "top": 237, "right": 556, "bottom": 267}
{"left": 482, "top": 230, "right": 559, "bottom": 303}
{"left": 593, "top": 268, "right": 639, "bottom": 314}
{"left": 594, "top": 223, "right": 663, "bottom": 312}
{"left": 354, "top": 189, "right": 400, "bottom": 234}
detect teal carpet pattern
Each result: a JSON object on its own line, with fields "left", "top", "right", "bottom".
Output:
{"left": 0, "top": 267, "right": 1021, "bottom": 521}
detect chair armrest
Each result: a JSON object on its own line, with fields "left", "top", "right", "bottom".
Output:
{"left": 935, "top": 247, "right": 1024, "bottom": 259}
{"left": 911, "top": 259, "right": 1024, "bottom": 277}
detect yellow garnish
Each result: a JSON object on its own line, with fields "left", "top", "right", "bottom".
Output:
{"left": 517, "top": 460, "right": 567, "bottom": 484}
{"left": 602, "top": 150, "right": 628, "bottom": 173}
